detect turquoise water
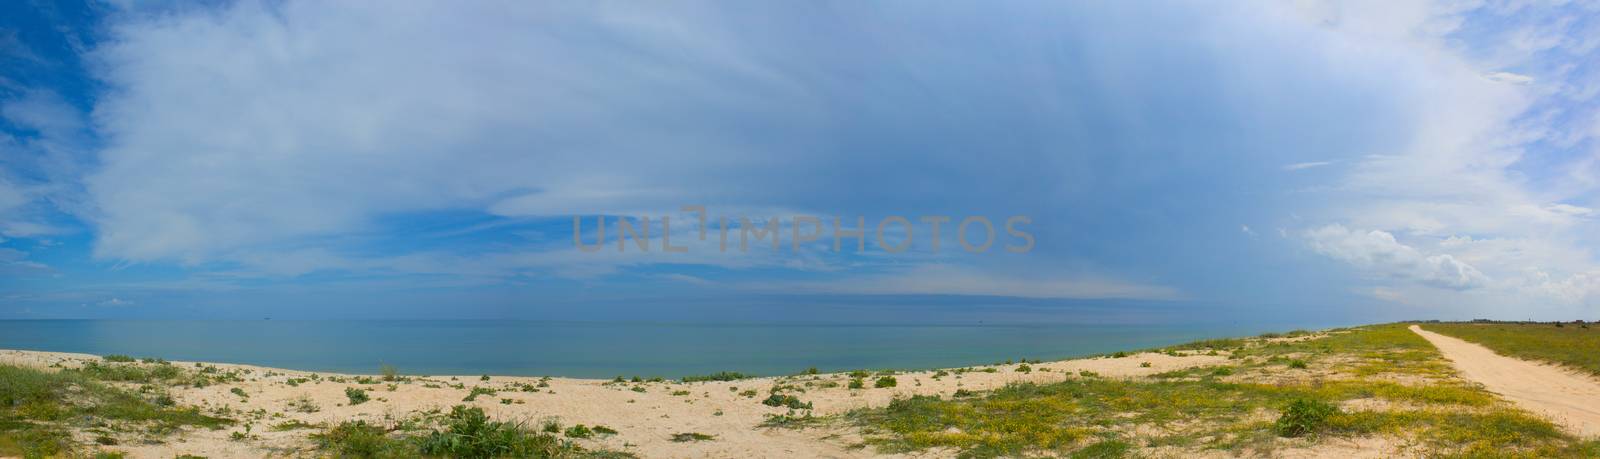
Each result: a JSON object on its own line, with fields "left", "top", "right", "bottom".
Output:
{"left": 0, "top": 320, "right": 1307, "bottom": 378}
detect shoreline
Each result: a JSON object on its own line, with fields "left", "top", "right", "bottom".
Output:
{"left": 0, "top": 319, "right": 1315, "bottom": 379}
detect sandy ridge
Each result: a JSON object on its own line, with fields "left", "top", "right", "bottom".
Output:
{"left": 1410, "top": 325, "right": 1600, "bottom": 438}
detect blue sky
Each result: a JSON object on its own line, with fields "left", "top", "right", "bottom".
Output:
{"left": 2, "top": 1, "right": 1598, "bottom": 322}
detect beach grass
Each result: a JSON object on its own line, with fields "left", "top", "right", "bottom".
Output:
{"left": 0, "top": 363, "right": 231, "bottom": 457}
{"left": 314, "top": 405, "right": 631, "bottom": 458}
{"left": 680, "top": 371, "right": 750, "bottom": 383}
{"left": 1421, "top": 322, "right": 1600, "bottom": 376}
{"left": 844, "top": 324, "right": 1600, "bottom": 458}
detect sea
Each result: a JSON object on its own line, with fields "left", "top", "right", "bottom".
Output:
{"left": 0, "top": 320, "right": 1330, "bottom": 378}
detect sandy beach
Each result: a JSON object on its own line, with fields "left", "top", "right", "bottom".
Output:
{"left": 0, "top": 348, "right": 1226, "bottom": 458}
{"left": 8, "top": 323, "right": 1600, "bottom": 458}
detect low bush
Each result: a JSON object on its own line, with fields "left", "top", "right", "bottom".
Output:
{"left": 1275, "top": 398, "right": 1337, "bottom": 437}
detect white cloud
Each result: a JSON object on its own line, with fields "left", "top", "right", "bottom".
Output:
{"left": 763, "top": 264, "right": 1181, "bottom": 300}
{"left": 0, "top": 247, "right": 50, "bottom": 276}
{"left": 97, "top": 298, "right": 135, "bottom": 307}
{"left": 1484, "top": 71, "right": 1534, "bottom": 85}
{"left": 1, "top": 90, "right": 83, "bottom": 136}
{"left": 0, "top": 88, "right": 91, "bottom": 239}
{"left": 9, "top": 0, "right": 1593, "bottom": 318}
{"left": 1304, "top": 224, "right": 1488, "bottom": 290}
{"left": 1280, "top": 1, "right": 1600, "bottom": 317}
{"left": 1283, "top": 161, "right": 1334, "bottom": 171}
{"left": 78, "top": 0, "right": 1450, "bottom": 276}
{"left": 0, "top": 176, "right": 58, "bottom": 239}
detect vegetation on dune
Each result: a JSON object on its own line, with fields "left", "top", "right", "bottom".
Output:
{"left": 13, "top": 321, "right": 1600, "bottom": 458}
{"left": 314, "top": 405, "right": 631, "bottom": 458}
{"left": 1421, "top": 321, "right": 1600, "bottom": 376}
{"left": 380, "top": 364, "right": 400, "bottom": 382}
{"left": 843, "top": 324, "right": 1600, "bottom": 458}
{"left": 0, "top": 364, "right": 231, "bottom": 458}
{"left": 345, "top": 387, "right": 371, "bottom": 405}
{"left": 1274, "top": 398, "right": 1336, "bottom": 437}
{"left": 680, "top": 371, "right": 750, "bottom": 382}
{"left": 761, "top": 394, "right": 812, "bottom": 410}
{"left": 58, "top": 358, "right": 244, "bottom": 389}
{"left": 669, "top": 432, "right": 714, "bottom": 442}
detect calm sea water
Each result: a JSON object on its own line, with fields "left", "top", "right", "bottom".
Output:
{"left": 0, "top": 320, "right": 1300, "bottom": 378}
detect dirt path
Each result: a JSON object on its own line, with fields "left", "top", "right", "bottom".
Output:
{"left": 1410, "top": 325, "right": 1600, "bottom": 438}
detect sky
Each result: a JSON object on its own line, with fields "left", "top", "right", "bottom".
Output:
{"left": 1, "top": 0, "right": 1598, "bottom": 323}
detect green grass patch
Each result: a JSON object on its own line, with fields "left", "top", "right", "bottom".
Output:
{"left": 1422, "top": 322, "right": 1600, "bottom": 376}
{"left": 0, "top": 364, "right": 230, "bottom": 457}
{"left": 848, "top": 324, "right": 1592, "bottom": 458}
{"left": 314, "top": 405, "right": 629, "bottom": 458}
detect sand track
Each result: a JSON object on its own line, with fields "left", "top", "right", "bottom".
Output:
{"left": 1410, "top": 325, "right": 1600, "bottom": 438}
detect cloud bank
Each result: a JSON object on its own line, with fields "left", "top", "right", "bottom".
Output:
{"left": 0, "top": 0, "right": 1597, "bottom": 319}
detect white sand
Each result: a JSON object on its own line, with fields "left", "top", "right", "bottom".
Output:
{"left": 0, "top": 348, "right": 1227, "bottom": 458}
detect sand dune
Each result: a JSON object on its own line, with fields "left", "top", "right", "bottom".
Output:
{"left": 0, "top": 348, "right": 1226, "bottom": 458}
{"left": 1411, "top": 325, "right": 1600, "bottom": 437}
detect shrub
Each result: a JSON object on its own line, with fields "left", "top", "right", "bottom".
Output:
{"left": 848, "top": 378, "right": 865, "bottom": 389}
{"left": 681, "top": 371, "right": 750, "bottom": 382}
{"left": 1275, "top": 398, "right": 1337, "bottom": 437}
{"left": 874, "top": 376, "right": 897, "bottom": 388}
{"left": 288, "top": 395, "right": 320, "bottom": 413}
{"left": 462, "top": 387, "right": 496, "bottom": 402}
{"left": 312, "top": 420, "right": 414, "bottom": 457}
{"left": 416, "top": 406, "right": 565, "bottom": 457}
{"left": 1288, "top": 359, "right": 1308, "bottom": 369}
{"left": 345, "top": 387, "right": 370, "bottom": 405}
{"left": 761, "top": 394, "right": 812, "bottom": 409}
{"left": 380, "top": 364, "right": 399, "bottom": 381}
{"left": 103, "top": 355, "right": 135, "bottom": 363}
{"left": 564, "top": 424, "right": 593, "bottom": 438}
{"left": 314, "top": 405, "right": 593, "bottom": 458}
{"left": 670, "top": 432, "right": 714, "bottom": 442}
{"left": 760, "top": 412, "right": 821, "bottom": 429}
